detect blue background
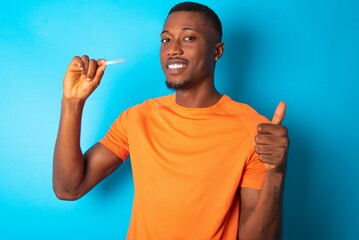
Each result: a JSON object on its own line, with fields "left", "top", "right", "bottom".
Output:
{"left": 1, "top": 0, "right": 358, "bottom": 239}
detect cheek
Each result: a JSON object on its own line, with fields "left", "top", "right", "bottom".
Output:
{"left": 192, "top": 53, "right": 210, "bottom": 69}
{"left": 191, "top": 46, "right": 212, "bottom": 63}
{"left": 159, "top": 48, "right": 165, "bottom": 60}
{"left": 159, "top": 48, "right": 166, "bottom": 68}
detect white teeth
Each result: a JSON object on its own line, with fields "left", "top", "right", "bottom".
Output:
{"left": 168, "top": 63, "right": 186, "bottom": 69}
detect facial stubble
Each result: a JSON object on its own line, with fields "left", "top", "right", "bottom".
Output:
{"left": 165, "top": 78, "right": 191, "bottom": 90}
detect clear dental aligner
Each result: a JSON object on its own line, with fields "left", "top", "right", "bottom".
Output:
{"left": 105, "top": 58, "right": 125, "bottom": 65}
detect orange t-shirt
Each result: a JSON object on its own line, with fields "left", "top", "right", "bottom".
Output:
{"left": 99, "top": 94, "right": 268, "bottom": 239}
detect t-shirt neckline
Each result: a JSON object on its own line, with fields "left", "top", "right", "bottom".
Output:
{"left": 169, "top": 94, "right": 230, "bottom": 114}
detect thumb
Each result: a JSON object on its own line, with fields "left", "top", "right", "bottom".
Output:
{"left": 271, "top": 101, "right": 286, "bottom": 124}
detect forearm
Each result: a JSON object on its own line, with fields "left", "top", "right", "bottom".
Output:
{"left": 239, "top": 172, "right": 284, "bottom": 240}
{"left": 53, "top": 97, "right": 86, "bottom": 199}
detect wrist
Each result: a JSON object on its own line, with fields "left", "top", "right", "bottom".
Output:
{"left": 61, "top": 96, "right": 86, "bottom": 115}
{"left": 62, "top": 96, "right": 85, "bottom": 108}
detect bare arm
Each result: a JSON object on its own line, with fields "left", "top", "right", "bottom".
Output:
{"left": 238, "top": 102, "right": 288, "bottom": 240}
{"left": 53, "top": 55, "right": 122, "bottom": 200}
{"left": 239, "top": 174, "right": 284, "bottom": 240}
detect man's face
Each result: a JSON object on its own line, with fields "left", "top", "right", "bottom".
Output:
{"left": 160, "top": 11, "right": 218, "bottom": 90}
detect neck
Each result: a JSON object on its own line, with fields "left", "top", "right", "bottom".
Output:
{"left": 175, "top": 85, "right": 222, "bottom": 108}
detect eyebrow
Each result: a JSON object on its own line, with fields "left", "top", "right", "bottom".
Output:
{"left": 160, "top": 27, "right": 197, "bottom": 35}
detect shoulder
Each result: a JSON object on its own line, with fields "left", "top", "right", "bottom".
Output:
{"left": 121, "top": 94, "right": 174, "bottom": 118}
{"left": 220, "top": 95, "right": 269, "bottom": 133}
{"left": 220, "top": 96, "right": 266, "bottom": 119}
{"left": 140, "top": 94, "right": 174, "bottom": 109}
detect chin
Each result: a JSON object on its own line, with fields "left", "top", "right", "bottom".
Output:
{"left": 165, "top": 78, "right": 190, "bottom": 90}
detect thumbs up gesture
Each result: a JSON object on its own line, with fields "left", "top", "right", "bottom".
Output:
{"left": 255, "top": 102, "right": 289, "bottom": 172}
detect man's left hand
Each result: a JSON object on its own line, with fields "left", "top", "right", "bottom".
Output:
{"left": 255, "top": 102, "right": 289, "bottom": 172}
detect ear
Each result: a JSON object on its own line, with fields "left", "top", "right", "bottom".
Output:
{"left": 214, "top": 42, "right": 224, "bottom": 61}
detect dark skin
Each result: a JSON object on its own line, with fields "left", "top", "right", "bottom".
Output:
{"left": 160, "top": 12, "right": 224, "bottom": 108}
{"left": 53, "top": 11, "right": 289, "bottom": 240}
{"left": 53, "top": 56, "right": 122, "bottom": 200}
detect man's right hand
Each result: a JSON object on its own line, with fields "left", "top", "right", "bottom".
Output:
{"left": 63, "top": 55, "right": 106, "bottom": 101}
{"left": 54, "top": 55, "right": 124, "bottom": 201}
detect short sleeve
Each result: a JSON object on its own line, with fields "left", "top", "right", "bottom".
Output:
{"left": 239, "top": 151, "right": 266, "bottom": 190}
{"left": 99, "top": 109, "right": 131, "bottom": 161}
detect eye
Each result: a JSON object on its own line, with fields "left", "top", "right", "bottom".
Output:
{"left": 183, "top": 36, "right": 196, "bottom": 41}
{"left": 160, "top": 38, "right": 171, "bottom": 44}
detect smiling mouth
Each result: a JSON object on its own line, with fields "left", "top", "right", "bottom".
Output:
{"left": 167, "top": 63, "right": 186, "bottom": 69}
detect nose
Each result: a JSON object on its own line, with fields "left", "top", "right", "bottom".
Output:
{"left": 168, "top": 39, "right": 183, "bottom": 56}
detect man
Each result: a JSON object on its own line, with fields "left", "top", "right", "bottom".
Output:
{"left": 53, "top": 2, "right": 289, "bottom": 239}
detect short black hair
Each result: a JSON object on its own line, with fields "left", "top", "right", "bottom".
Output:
{"left": 168, "top": 2, "right": 222, "bottom": 41}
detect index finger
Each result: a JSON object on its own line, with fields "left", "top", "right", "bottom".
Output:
{"left": 257, "top": 123, "right": 288, "bottom": 136}
{"left": 67, "top": 56, "right": 84, "bottom": 71}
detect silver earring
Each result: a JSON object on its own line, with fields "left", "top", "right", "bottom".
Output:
{"left": 215, "top": 57, "right": 218, "bottom": 61}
